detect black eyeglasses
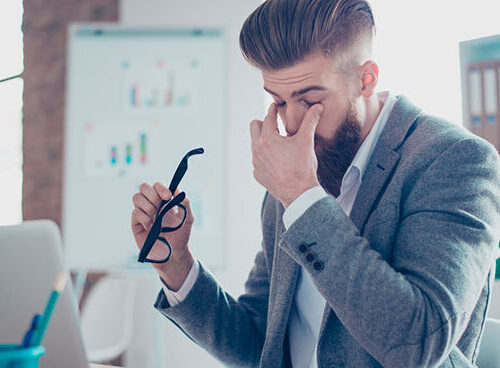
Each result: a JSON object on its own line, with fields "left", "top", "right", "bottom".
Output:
{"left": 137, "top": 147, "right": 204, "bottom": 264}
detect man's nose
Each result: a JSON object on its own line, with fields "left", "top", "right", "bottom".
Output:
{"left": 283, "top": 105, "right": 306, "bottom": 136}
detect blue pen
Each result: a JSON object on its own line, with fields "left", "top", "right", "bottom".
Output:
{"left": 30, "top": 273, "right": 68, "bottom": 347}
{"left": 22, "top": 314, "right": 44, "bottom": 347}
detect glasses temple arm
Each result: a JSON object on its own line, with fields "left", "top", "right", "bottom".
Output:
{"left": 168, "top": 147, "right": 204, "bottom": 193}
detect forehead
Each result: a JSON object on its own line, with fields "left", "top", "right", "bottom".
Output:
{"left": 262, "top": 52, "right": 345, "bottom": 95}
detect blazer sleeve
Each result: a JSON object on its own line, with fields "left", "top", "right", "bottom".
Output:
{"left": 154, "top": 193, "right": 272, "bottom": 368}
{"left": 279, "top": 137, "right": 500, "bottom": 368}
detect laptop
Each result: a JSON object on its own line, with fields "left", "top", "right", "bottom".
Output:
{"left": 0, "top": 220, "right": 89, "bottom": 368}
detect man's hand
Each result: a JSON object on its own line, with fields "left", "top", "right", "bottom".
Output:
{"left": 250, "top": 103, "right": 324, "bottom": 208}
{"left": 131, "top": 182, "right": 195, "bottom": 291}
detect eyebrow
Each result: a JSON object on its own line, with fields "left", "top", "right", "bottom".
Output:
{"left": 264, "top": 85, "right": 327, "bottom": 99}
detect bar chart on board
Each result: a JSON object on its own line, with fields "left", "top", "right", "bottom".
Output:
{"left": 123, "top": 59, "right": 198, "bottom": 111}
{"left": 64, "top": 26, "right": 226, "bottom": 270}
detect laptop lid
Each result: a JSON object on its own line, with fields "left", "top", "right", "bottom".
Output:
{"left": 0, "top": 220, "right": 88, "bottom": 368}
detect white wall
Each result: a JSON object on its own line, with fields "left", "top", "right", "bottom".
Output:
{"left": 119, "top": 1, "right": 265, "bottom": 367}
{"left": 0, "top": 0, "right": 23, "bottom": 226}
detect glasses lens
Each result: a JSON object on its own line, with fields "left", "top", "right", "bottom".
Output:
{"left": 160, "top": 204, "right": 187, "bottom": 231}
{"left": 143, "top": 203, "right": 187, "bottom": 263}
{"left": 147, "top": 237, "right": 172, "bottom": 263}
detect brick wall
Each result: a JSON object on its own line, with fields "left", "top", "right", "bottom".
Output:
{"left": 23, "top": 5, "right": 121, "bottom": 363}
{"left": 22, "top": 0, "right": 119, "bottom": 225}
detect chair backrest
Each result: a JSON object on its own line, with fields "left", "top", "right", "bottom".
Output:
{"left": 476, "top": 318, "right": 500, "bottom": 368}
{"left": 80, "top": 274, "right": 138, "bottom": 363}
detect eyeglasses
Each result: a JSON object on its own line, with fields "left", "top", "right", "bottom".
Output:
{"left": 137, "top": 147, "right": 204, "bottom": 264}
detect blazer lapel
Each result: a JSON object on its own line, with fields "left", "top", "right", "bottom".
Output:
{"left": 350, "top": 95, "right": 423, "bottom": 234}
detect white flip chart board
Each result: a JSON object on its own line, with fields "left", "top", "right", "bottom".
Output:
{"left": 63, "top": 25, "right": 226, "bottom": 270}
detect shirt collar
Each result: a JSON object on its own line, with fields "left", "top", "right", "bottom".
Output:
{"left": 341, "top": 91, "right": 397, "bottom": 188}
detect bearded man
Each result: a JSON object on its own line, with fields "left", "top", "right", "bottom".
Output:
{"left": 131, "top": 1, "right": 500, "bottom": 366}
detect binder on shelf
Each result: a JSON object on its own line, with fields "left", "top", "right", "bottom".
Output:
{"left": 482, "top": 62, "right": 499, "bottom": 148}
{"left": 497, "top": 61, "right": 500, "bottom": 149}
{"left": 467, "top": 64, "right": 483, "bottom": 137}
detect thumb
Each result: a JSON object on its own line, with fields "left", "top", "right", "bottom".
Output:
{"left": 154, "top": 182, "right": 173, "bottom": 201}
{"left": 298, "top": 104, "right": 324, "bottom": 141}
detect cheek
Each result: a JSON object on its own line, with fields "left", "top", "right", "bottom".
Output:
{"left": 314, "top": 108, "right": 343, "bottom": 141}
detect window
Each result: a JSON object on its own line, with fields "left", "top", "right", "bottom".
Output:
{"left": 0, "top": 1, "right": 24, "bottom": 225}
{"left": 371, "top": 0, "right": 500, "bottom": 125}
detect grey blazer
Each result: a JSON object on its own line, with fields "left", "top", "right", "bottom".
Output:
{"left": 155, "top": 96, "right": 500, "bottom": 368}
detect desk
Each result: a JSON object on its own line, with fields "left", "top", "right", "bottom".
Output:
{"left": 89, "top": 364, "right": 123, "bottom": 368}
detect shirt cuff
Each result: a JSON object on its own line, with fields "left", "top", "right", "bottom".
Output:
{"left": 283, "top": 186, "right": 329, "bottom": 230}
{"left": 160, "top": 259, "right": 200, "bottom": 307}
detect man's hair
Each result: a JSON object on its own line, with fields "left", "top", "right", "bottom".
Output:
{"left": 239, "top": 0, "right": 375, "bottom": 70}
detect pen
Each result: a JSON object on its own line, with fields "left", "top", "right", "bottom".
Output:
{"left": 30, "top": 272, "right": 68, "bottom": 346}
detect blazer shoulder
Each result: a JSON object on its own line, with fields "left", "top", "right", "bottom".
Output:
{"left": 400, "top": 113, "right": 498, "bottom": 163}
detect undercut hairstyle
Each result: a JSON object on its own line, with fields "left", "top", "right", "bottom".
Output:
{"left": 239, "top": 0, "right": 375, "bottom": 71}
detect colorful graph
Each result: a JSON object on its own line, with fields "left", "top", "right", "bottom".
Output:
{"left": 84, "top": 122, "right": 152, "bottom": 176}
{"left": 140, "top": 133, "right": 147, "bottom": 164}
{"left": 123, "top": 59, "right": 197, "bottom": 110}
{"left": 109, "top": 141, "right": 143, "bottom": 167}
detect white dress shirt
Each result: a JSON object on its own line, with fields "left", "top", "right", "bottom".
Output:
{"left": 161, "top": 91, "right": 397, "bottom": 367}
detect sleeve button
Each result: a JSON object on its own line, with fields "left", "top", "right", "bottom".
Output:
{"left": 305, "top": 252, "right": 316, "bottom": 262}
{"left": 298, "top": 243, "right": 308, "bottom": 253}
{"left": 313, "top": 261, "right": 324, "bottom": 271}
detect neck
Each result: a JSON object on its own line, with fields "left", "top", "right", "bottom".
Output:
{"left": 355, "top": 92, "right": 383, "bottom": 142}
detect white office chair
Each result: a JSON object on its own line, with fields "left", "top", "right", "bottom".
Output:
{"left": 476, "top": 318, "right": 500, "bottom": 368}
{"left": 80, "top": 274, "right": 138, "bottom": 363}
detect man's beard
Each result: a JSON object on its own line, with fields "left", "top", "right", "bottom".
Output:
{"left": 314, "top": 102, "right": 362, "bottom": 198}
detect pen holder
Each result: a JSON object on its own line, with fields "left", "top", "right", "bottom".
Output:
{"left": 0, "top": 345, "right": 45, "bottom": 368}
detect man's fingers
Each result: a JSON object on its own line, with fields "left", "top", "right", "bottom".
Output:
{"left": 132, "top": 192, "right": 157, "bottom": 217}
{"left": 297, "top": 104, "right": 324, "bottom": 142}
{"left": 180, "top": 196, "right": 194, "bottom": 225}
{"left": 153, "top": 182, "right": 173, "bottom": 202}
{"left": 132, "top": 207, "right": 153, "bottom": 231}
{"left": 140, "top": 182, "right": 162, "bottom": 208}
{"left": 262, "top": 103, "right": 279, "bottom": 136}
{"left": 250, "top": 119, "right": 263, "bottom": 144}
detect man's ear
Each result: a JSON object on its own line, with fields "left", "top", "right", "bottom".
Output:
{"left": 360, "top": 61, "right": 378, "bottom": 97}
